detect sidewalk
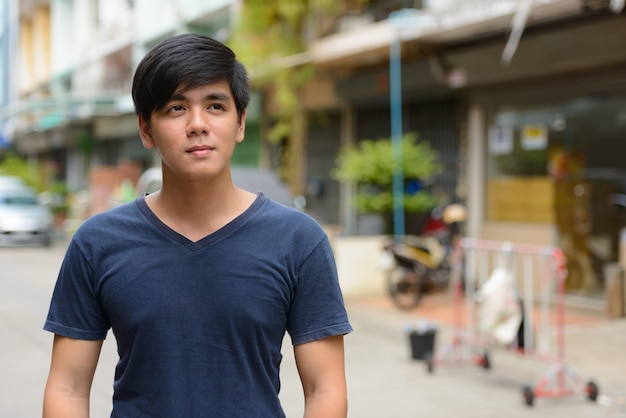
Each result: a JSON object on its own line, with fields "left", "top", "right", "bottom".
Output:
{"left": 345, "top": 291, "right": 626, "bottom": 410}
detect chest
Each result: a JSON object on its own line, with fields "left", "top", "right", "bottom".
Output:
{"left": 96, "top": 244, "right": 295, "bottom": 340}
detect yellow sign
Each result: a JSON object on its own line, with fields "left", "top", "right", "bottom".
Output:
{"left": 521, "top": 124, "right": 548, "bottom": 150}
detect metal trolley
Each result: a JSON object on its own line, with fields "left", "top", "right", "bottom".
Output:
{"left": 431, "top": 237, "right": 599, "bottom": 407}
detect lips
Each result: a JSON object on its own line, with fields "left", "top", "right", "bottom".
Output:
{"left": 186, "top": 145, "right": 214, "bottom": 156}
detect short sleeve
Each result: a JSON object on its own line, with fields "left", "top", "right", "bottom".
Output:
{"left": 44, "top": 239, "right": 109, "bottom": 340}
{"left": 287, "top": 236, "right": 352, "bottom": 345}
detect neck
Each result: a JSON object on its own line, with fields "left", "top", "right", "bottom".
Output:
{"left": 145, "top": 172, "right": 256, "bottom": 241}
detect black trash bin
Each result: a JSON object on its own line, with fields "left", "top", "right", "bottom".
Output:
{"left": 409, "top": 328, "right": 436, "bottom": 361}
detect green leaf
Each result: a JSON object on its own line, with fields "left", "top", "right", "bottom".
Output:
{"left": 333, "top": 132, "right": 443, "bottom": 214}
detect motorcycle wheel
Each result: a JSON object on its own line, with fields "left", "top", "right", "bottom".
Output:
{"left": 387, "top": 265, "right": 424, "bottom": 310}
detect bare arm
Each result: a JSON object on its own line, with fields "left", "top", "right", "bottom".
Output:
{"left": 294, "top": 335, "right": 348, "bottom": 418}
{"left": 43, "top": 335, "right": 103, "bottom": 418}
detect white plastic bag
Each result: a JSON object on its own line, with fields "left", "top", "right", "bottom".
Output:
{"left": 477, "top": 267, "right": 522, "bottom": 345}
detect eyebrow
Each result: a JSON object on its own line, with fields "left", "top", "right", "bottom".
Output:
{"left": 169, "top": 91, "right": 232, "bottom": 102}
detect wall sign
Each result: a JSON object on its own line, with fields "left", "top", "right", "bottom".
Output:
{"left": 521, "top": 124, "right": 548, "bottom": 150}
{"left": 488, "top": 125, "right": 514, "bottom": 155}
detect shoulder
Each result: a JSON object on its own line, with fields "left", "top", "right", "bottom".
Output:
{"left": 257, "top": 195, "right": 325, "bottom": 236}
{"left": 72, "top": 199, "right": 142, "bottom": 244}
{"left": 241, "top": 195, "right": 331, "bottom": 259}
{"left": 80, "top": 200, "right": 138, "bottom": 227}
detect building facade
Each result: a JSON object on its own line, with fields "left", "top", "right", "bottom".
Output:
{"left": 7, "top": 0, "right": 260, "bottom": 209}
{"left": 3, "top": 0, "right": 626, "bottom": 299}
{"left": 293, "top": 0, "right": 626, "bottom": 299}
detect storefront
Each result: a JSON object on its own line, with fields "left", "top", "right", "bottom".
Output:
{"left": 459, "top": 13, "right": 626, "bottom": 297}
{"left": 296, "top": 5, "right": 626, "bottom": 299}
{"left": 231, "top": 0, "right": 626, "bottom": 300}
{"left": 482, "top": 92, "right": 626, "bottom": 297}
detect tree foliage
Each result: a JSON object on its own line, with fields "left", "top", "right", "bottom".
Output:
{"left": 229, "top": 0, "right": 331, "bottom": 143}
{"left": 0, "top": 152, "right": 40, "bottom": 190}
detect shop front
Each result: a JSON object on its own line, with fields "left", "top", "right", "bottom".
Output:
{"left": 458, "top": 13, "right": 626, "bottom": 299}
{"left": 482, "top": 92, "right": 626, "bottom": 298}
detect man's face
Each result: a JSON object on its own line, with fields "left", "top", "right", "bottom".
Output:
{"left": 138, "top": 80, "right": 246, "bottom": 184}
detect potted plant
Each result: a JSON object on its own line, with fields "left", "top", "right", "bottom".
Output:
{"left": 47, "top": 181, "right": 70, "bottom": 229}
{"left": 333, "top": 132, "right": 442, "bottom": 235}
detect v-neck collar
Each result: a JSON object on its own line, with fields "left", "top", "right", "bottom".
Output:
{"left": 136, "top": 193, "right": 266, "bottom": 251}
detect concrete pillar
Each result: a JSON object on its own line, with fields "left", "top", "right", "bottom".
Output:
{"left": 605, "top": 262, "right": 624, "bottom": 319}
{"left": 618, "top": 228, "right": 626, "bottom": 271}
{"left": 618, "top": 228, "right": 626, "bottom": 316}
{"left": 466, "top": 105, "right": 485, "bottom": 239}
{"left": 339, "top": 102, "right": 357, "bottom": 235}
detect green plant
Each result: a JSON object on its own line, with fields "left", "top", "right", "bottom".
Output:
{"left": 47, "top": 181, "right": 69, "bottom": 215}
{"left": 0, "top": 151, "right": 40, "bottom": 189}
{"left": 229, "top": 1, "right": 311, "bottom": 143}
{"left": 333, "top": 132, "right": 442, "bottom": 214}
{"left": 229, "top": 0, "right": 373, "bottom": 143}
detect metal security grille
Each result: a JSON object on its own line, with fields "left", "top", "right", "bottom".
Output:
{"left": 306, "top": 112, "right": 342, "bottom": 224}
{"left": 406, "top": 100, "right": 461, "bottom": 205}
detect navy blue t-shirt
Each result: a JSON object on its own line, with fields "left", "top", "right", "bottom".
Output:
{"left": 44, "top": 193, "right": 352, "bottom": 417}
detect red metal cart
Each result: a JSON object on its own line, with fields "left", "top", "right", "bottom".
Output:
{"left": 431, "top": 237, "right": 599, "bottom": 407}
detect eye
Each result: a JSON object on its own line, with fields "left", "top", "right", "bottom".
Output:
{"left": 170, "top": 105, "right": 185, "bottom": 112}
{"left": 208, "top": 103, "right": 225, "bottom": 111}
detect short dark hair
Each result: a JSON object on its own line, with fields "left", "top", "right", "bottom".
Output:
{"left": 131, "top": 33, "right": 250, "bottom": 122}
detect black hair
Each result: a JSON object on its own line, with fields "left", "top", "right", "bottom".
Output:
{"left": 131, "top": 33, "right": 250, "bottom": 122}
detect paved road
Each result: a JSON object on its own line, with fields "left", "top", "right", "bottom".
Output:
{"left": 1, "top": 240, "right": 625, "bottom": 417}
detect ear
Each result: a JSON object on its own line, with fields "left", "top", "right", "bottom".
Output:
{"left": 236, "top": 109, "right": 247, "bottom": 144}
{"left": 138, "top": 114, "right": 155, "bottom": 149}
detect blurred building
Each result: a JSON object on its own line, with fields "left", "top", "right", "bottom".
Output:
{"left": 6, "top": 0, "right": 261, "bottom": 212}
{"left": 0, "top": 0, "right": 16, "bottom": 152}
{"left": 2, "top": 0, "right": 626, "bottom": 299}
{"left": 297, "top": 0, "right": 626, "bottom": 300}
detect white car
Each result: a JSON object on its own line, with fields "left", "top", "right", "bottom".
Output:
{"left": 0, "top": 186, "right": 54, "bottom": 246}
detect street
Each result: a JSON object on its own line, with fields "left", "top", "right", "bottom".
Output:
{"left": 1, "top": 240, "right": 625, "bottom": 417}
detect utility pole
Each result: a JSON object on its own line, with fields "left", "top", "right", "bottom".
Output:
{"left": 388, "top": 19, "right": 405, "bottom": 240}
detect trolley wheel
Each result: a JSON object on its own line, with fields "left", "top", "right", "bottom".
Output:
{"left": 586, "top": 380, "right": 599, "bottom": 402}
{"left": 387, "top": 266, "right": 423, "bottom": 310}
{"left": 522, "top": 385, "right": 534, "bottom": 407}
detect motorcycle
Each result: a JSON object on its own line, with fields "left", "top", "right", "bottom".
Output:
{"left": 380, "top": 203, "right": 467, "bottom": 310}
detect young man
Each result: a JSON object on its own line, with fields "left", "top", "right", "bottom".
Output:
{"left": 43, "top": 34, "right": 352, "bottom": 417}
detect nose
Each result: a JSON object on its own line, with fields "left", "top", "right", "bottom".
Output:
{"left": 186, "top": 107, "right": 209, "bottom": 136}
